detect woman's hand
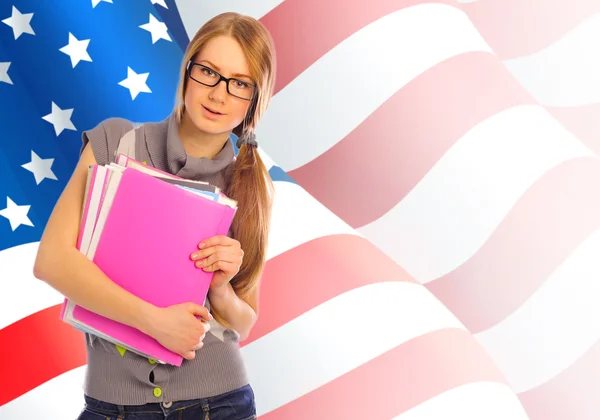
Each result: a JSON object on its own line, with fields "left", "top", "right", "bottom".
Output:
{"left": 144, "top": 303, "right": 212, "bottom": 360}
{"left": 190, "top": 235, "right": 244, "bottom": 290}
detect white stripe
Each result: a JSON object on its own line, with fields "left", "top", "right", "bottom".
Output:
{"left": 392, "top": 382, "right": 529, "bottom": 420}
{"left": 267, "top": 180, "right": 359, "bottom": 260}
{"left": 255, "top": 3, "right": 493, "bottom": 171}
{"left": 174, "top": 0, "right": 282, "bottom": 41}
{"left": 474, "top": 227, "right": 600, "bottom": 393}
{"left": 0, "top": 242, "right": 64, "bottom": 329}
{"left": 358, "top": 105, "right": 596, "bottom": 283}
{"left": 242, "top": 282, "right": 466, "bottom": 415}
{"left": 503, "top": 12, "right": 600, "bottom": 107}
{"left": 0, "top": 366, "right": 86, "bottom": 420}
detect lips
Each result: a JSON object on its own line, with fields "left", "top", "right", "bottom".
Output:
{"left": 202, "top": 105, "right": 223, "bottom": 115}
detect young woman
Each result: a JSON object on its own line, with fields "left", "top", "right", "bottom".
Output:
{"left": 33, "top": 12, "right": 275, "bottom": 420}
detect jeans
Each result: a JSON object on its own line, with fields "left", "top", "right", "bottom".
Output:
{"left": 76, "top": 384, "right": 257, "bottom": 420}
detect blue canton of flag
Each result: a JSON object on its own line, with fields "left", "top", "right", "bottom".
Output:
{"left": 0, "top": 0, "right": 190, "bottom": 252}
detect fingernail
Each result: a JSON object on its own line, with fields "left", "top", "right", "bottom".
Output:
{"left": 191, "top": 253, "right": 198, "bottom": 260}
{"left": 195, "top": 260, "right": 202, "bottom": 268}
{"left": 199, "top": 242, "right": 206, "bottom": 249}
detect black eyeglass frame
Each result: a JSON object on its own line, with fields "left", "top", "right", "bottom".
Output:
{"left": 186, "top": 60, "right": 256, "bottom": 101}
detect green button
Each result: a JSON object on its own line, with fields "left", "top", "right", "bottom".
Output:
{"left": 153, "top": 387, "right": 162, "bottom": 397}
{"left": 115, "top": 345, "right": 126, "bottom": 357}
{"left": 148, "top": 358, "right": 156, "bottom": 364}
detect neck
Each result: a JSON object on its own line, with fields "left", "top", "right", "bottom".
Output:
{"left": 179, "top": 111, "right": 230, "bottom": 159}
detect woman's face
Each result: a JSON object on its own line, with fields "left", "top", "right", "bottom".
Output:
{"left": 184, "top": 35, "right": 254, "bottom": 136}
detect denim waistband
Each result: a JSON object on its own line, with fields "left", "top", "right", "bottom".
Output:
{"left": 83, "top": 383, "right": 253, "bottom": 417}
{"left": 84, "top": 394, "right": 205, "bottom": 415}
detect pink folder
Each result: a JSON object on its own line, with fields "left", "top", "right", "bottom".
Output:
{"left": 71, "top": 167, "right": 236, "bottom": 366}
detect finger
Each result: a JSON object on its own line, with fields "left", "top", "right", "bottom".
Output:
{"left": 200, "top": 320, "right": 211, "bottom": 333}
{"left": 188, "top": 303, "right": 212, "bottom": 322}
{"left": 195, "top": 251, "right": 239, "bottom": 268}
{"left": 192, "top": 341, "right": 204, "bottom": 351}
{"left": 183, "top": 350, "right": 196, "bottom": 360}
{"left": 204, "top": 260, "right": 237, "bottom": 273}
{"left": 191, "top": 245, "right": 230, "bottom": 261}
{"left": 196, "top": 251, "right": 237, "bottom": 269}
{"left": 198, "top": 235, "right": 235, "bottom": 249}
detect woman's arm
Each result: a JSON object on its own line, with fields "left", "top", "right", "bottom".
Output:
{"left": 33, "top": 143, "right": 158, "bottom": 333}
{"left": 192, "top": 235, "right": 260, "bottom": 341}
{"left": 33, "top": 144, "right": 213, "bottom": 359}
{"left": 208, "top": 283, "right": 258, "bottom": 341}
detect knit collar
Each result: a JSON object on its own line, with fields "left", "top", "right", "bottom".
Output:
{"left": 145, "top": 112, "right": 235, "bottom": 181}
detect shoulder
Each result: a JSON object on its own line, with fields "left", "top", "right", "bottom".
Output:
{"left": 84, "top": 117, "right": 135, "bottom": 141}
{"left": 99, "top": 117, "right": 136, "bottom": 136}
{"left": 80, "top": 117, "right": 136, "bottom": 166}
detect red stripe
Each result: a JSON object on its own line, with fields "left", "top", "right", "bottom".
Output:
{"left": 0, "top": 305, "right": 86, "bottom": 407}
{"left": 462, "top": 0, "right": 600, "bottom": 60}
{"left": 549, "top": 104, "right": 600, "bottom": 156}
{"left": 519, "top": 338, "right": 600, "bottom": 420}
{"left": 287, "top": 52, "right": 533, "bottom": 228}
{"left": 260, "top": 0, "right": 454, "bottom": 95}
{"left": 426, "top": 157, "right": 600, "bottom": 333}
{"left": 243, "top": 234, "right": 416, "bottom": 345}
{"left": 260, "top": 328, "right": 507, "bottom": 419}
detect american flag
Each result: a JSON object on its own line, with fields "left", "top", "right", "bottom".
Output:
{"left": 1, "top": 0, "right": 598, "bottom": 418}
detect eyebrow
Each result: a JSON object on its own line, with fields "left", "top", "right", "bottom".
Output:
{"left": 198, "top": 60, "right": 252, "bottom": 80}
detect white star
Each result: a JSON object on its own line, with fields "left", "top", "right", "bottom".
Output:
{"left": 118, "top": 67, "right": 151, "bottom": 100}
{"left": 59, "top": 33, "right": 92, "bottom": 68}
{"left": 91, "top": 0, "right": 113, "bottom": 8}
{"left": 21, "top": 151, "right": 58, "bottom": 185}
{"left": 150, "top": 0, "right": 169, "bottom": 8}
{"left": 0, "top": 62, "right": 12, "bottom": 85}
{"left": 2, "top": 6, "right": 35, "bottom": 40}
{"left": 139, "top": 13, "right": 172, "bottom": 44}
{"left": 0, "top": 197, "right": 34, "bottom": 231}
{"left": 42, "top": 102, "right": 77, "bottom": 136}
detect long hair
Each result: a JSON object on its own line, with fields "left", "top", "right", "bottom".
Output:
{"left": 174, "top": 13, "right": 276, "bottom": 329}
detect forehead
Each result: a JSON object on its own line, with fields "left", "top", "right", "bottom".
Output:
{"left": 196, "top": 35, "right": 250, "bottom": 78}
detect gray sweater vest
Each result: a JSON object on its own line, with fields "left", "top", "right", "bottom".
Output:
{"left": 79, "top": 113, "right": 247, "bottom": 405}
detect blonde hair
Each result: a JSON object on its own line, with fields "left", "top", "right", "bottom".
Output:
{"left": 173, "top": 12, "right": 276, "bottom": 329}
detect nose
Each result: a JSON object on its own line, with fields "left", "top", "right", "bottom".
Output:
{"left": 209, "top": 79, "right": 228, "bottom": 103}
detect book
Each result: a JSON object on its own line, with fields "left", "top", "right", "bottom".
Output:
{"left": 61, "top": 162, "right": 237, "bottom": 366}
{"left": 114, "top": 153, "right": 219, "bottom": 193}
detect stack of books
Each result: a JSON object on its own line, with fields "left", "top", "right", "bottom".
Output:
{"left": 59, "top": 153, "right": 237, "bottom": 366}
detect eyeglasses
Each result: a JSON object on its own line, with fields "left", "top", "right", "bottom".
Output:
{"left": 187, "top": 61, "right": 256, "bottom": 101}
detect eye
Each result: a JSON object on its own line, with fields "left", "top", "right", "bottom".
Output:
{"left": 235, "top": 80, "right": 250, "bottom": 89}
{"left": 202, "top": 67, "right": 215, "bottom": 76}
